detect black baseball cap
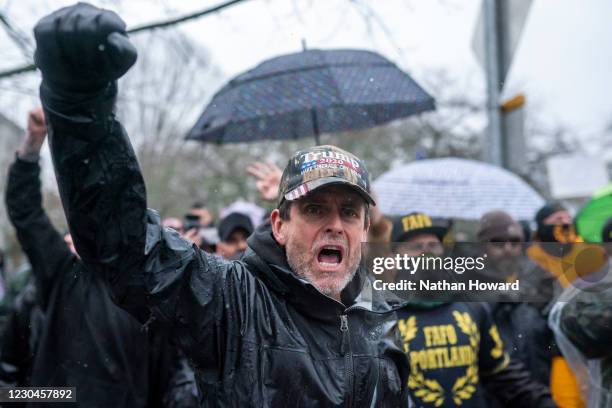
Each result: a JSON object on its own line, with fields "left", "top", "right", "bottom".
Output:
{"left": 391, "top": 212, "right": 449, "bottom": 243}
{"left": 277, "top": 145, "right": 375, "bottom": 206}
{"left": 217, "top": 212, "right": 254, "bottom": 242}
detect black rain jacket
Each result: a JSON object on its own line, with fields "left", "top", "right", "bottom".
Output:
{"left": 5, "top": 157, "right": 195, "bottom": 408}
{"left": 40, "top": 80, "right": 410, "bottom": 407}
{"left": 0, "top": 278, "right": 43, "bottom": 393}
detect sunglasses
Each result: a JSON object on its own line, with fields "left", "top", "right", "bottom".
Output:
{"left": 488, "top": 237, "right": 522, "bottom": 246}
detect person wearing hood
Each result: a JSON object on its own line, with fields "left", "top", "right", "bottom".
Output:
{"left": 5, "top": 107, "right": 197, "bottom": 407}
{"left": 527, "top": 202, "right": 605, "bottom": 295}
{"left": 392, "top": 212, "right": 556, "bottom": 407}
{"left": 526, "top": 203, "right": 607, "bottom": 408}
{"left": 548, "top": 218, "right": 612, "bottom": 408}
{"left": 32, "top": 3, "right": 409, "bottom": 406}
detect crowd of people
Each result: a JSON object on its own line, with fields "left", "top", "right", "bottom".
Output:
{"left": 0, "top": 2, "right": 611, "bottom": 407}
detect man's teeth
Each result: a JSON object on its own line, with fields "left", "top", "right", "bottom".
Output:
{"left": 319, "top": 247, "right": 342, "bottom": 264}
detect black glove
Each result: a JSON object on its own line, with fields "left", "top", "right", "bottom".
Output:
{"left": 34, "top": 2, "right": 137, "bottom": 92}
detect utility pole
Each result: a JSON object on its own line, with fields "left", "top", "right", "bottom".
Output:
{"left": 483, "top": 0, "right": 503, "bottom": 166}
{"left": 477, "top": 0, "right": 532, "bottom": 172}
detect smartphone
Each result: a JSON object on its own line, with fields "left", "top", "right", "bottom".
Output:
{"left": 183, "top": 213, "right": 201, "bottom": 232}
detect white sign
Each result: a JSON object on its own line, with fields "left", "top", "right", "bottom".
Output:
{"left": 547, "top": 154, "right": 610, "bottom": 199}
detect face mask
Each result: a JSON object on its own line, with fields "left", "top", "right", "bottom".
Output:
{"left": 538, "top": 224, "right": 578, "bottom": 243}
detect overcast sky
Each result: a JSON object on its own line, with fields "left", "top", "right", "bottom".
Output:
{"left": 0, "top": 0, "right": 610, "bottom": 154}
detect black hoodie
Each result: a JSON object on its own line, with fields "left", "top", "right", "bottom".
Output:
{"left": 5, "top": 158, "right": 195, "bottom": 408}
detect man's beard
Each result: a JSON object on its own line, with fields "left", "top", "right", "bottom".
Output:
{"left": 286, "top": 237, "right": 361, "bottom": 299}
{"left": 488, "top": 256, "right": 521, "bottom": 280}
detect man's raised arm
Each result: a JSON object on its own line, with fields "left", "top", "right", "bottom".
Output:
{"left": 5, "top": 108, "right": 73, "bottom": 310}
{"left": 32, "top": 4, "right": 247, "bottom": 374}
{"left": 33, "top": 3, "right": 150, "bottom": 310}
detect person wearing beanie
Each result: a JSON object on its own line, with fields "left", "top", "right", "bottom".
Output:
{"left": 215, "top": 212, "right": 254, "bottom": 260}
{"left": 476, "top": 210, "right": 555, "bottom": 397}
{"left": 477, "top": 210, "right": 524, "bottom": 284}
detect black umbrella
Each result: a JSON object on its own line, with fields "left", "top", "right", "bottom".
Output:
{"left": 186, "top": 48, "right": 435, "bottom": 144}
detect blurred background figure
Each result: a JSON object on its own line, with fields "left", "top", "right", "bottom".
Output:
{"left": 186, "top": 201, "right": 213, "bottom": 228}
{"left": 391, "top": 212, "right": 447, "bottom": 258}
{"left": 604, "top": 219, "right": 612, "bottom": 252}
{"left": 162, "top": 217, "right": 184, "bottom": 233}
{"left": 477, "top": 210, "right": 525, "bottom": 285}
{"left": 524, "top": 202, "right": 589, "bottom": 306}
{"left": 215, "top": 212, "right": 254, "bottom": 260}
{"left": 550, "top": 218, "right": 612, "bottom": 408}
{"left": 3, "top": 107, "right": 198, "bottom": 407}
{"left": 391, "top": 212, "right": 555, "bottom": 408}
{"left": 183, "top": 204, "right": 220, "bottom": 253}
{"left": 526, "top": 202, "right": 607, "bottom": 408}
{"left": 219, "top": 200, "right": 266, "bottom": 230}
{"left": 0, "top": 276, "right": 43, "bottom": 392}
{"left": 476, "top": 210, "right": 553, "bottom": 393}
{"left": 163, "top": 215, "right": 219, "bottom": 253}
{"left": 0, "top": 249, "right": 5, "bottom": 302}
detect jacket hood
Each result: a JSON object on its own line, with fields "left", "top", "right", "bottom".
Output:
{"left": 243, "top": 222, "right": 397, "bottom": 315}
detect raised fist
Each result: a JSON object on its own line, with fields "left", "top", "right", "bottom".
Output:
{"left": 27, "top": 107, "right": 46, "bottom": 141}
{"left": 18, "top": 107, "right": 47, "bottom": 159}
{"left": 34, "top": 2, "right": 137, "bottom": 92}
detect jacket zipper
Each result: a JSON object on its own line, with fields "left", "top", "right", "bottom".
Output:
{"left": 340, "top": 314, "right": 354, "bottom": 408}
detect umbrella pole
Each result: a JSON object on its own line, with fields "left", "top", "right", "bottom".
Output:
{"left": 311, "top": 109, "right": 320, "bottom": 145}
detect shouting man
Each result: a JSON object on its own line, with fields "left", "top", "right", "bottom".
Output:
{"left": 33, "top": 3, "right": 408, "bottom": 406}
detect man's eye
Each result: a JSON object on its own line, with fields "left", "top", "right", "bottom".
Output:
{"left": 342, "top": 208, "right": 358, "bottom": 218}
{"left": 305, "top": 205, "right": 322, "bottom": 215}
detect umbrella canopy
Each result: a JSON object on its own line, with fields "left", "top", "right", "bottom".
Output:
{"left": 186, "top": 48, "right": 435, "bottom": 144}
{"left": 373, "top": 158, "right": 545, "bottom": 221}
{"left": 576, "top": 183, "right": 612, "bottom": 242}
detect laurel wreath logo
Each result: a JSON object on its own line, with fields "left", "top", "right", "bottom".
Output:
{"left": 409, "top": 370, "right": 446, "bottom": 407}
{"left": 400, "top": 311, "right": 486, "bottom": 406}
{"left": 400, "top": 316, "right": 446, "bottom": 406}
{"left": 398, "top": 316, "right": 418, "bottom": 353}
{"left": 488, "top": 325, "right": 504, "bottom": 359}
{"left": 451, "top": 311, "right": 480, "bottom": 405}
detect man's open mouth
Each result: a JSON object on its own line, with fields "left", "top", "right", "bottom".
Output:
{"left": 317, "top": 245, "right": 344, "bottom": 267}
